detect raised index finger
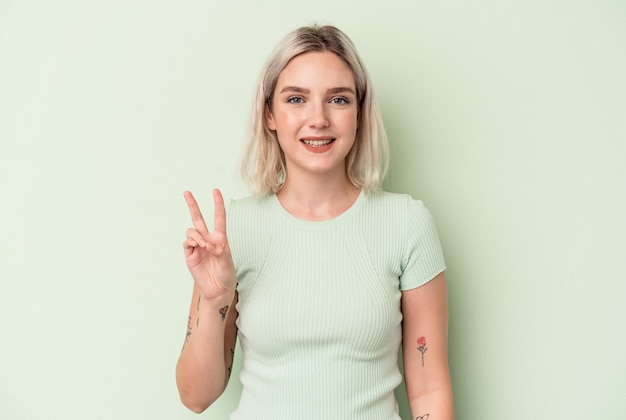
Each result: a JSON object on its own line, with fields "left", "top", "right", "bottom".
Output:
{"left": 183, "top": 190, "right": 209, "bottom": 235}
{"left": 212, "top": 188, "right": 227, "bottom": 236}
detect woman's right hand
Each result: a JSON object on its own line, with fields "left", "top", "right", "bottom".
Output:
{"left": 183, "top": 189, "right": 236, "bottom": 301}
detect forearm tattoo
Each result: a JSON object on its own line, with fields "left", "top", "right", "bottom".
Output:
{"left": 182, "top": 298, "right": 229, "bottom": 352}
{"left": 219, "top": 306, "right": 229, "bottom": 321}
{"left": 181, "top": 316, "right": 192, "bottom": 351}
{"left": 185, "top": 316, "right": 192, "bottom": 342}
{"left": 196, "top": 294, "right": 201, "bottom": 326}
{"left": 182, "top": 296, "right": 202, "bottom": 351}
{"left": 416, "top": 415, "right": 430, "bottom": 420}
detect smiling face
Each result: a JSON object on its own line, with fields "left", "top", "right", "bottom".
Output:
{"left": 266, "top": 51, "right": 359, "bottom": 183}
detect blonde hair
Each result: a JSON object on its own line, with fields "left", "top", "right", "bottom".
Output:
{"left": 241, "top": 25, "right": 389, "bottom": 195}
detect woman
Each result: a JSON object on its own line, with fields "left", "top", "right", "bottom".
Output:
{"left": 176, "top": 25, "right": 454, "bottom": 419}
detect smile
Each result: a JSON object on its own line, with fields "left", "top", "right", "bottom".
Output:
{"left": 301, "top": 138, "right": 335, "bottom": 147}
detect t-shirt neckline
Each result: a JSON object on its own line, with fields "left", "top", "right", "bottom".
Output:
{"left": 270, "top": 189, "right": 367, "bottom": 229}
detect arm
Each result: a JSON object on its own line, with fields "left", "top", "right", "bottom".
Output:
{"left": 176, "top": 286, "right": 238, "bottom": 413}
{"left": 175, "top": 189, "right": 239, "bottom": 413}
{"left": 401, "top": 271, "right": 454, "bottom": 420}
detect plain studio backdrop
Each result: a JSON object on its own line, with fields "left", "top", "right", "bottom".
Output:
{"left": 1, "top": 1, "right": 625, "bottom": 419}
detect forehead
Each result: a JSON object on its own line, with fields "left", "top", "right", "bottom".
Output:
{"left": 276, "top": 51, "right": 355, "bottom": 89}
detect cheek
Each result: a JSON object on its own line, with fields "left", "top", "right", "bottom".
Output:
{"left": 341, "top": 111, "right": 359, "bottom": 136}
{"left": 273, "top": 110, "right": 302, "bottom": 131}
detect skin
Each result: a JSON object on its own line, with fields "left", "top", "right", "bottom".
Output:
{"left": 267, "top": 51, "right": 361, "bottom": 220}
{"left": 176, "top": 189, "right": 238, "bottom": 413}
{"left": 267, "top": 52, "right": 357, "bottom": 180}
{"left": 402, "top": 272, "right": 455, "bottom": 419}
{"left": 176, "top": 51, "right": 454, "bottom": 419}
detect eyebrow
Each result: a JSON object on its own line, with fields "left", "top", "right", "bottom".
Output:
{"left": 279, "top": 86, "right": 356, "bottom": 95}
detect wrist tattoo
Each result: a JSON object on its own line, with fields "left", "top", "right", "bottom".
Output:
{"left": 416, "top": 415, "right": 429, "bottom": 420}
{"left": 219, "top": 306, "right": 229, "bottom": 321}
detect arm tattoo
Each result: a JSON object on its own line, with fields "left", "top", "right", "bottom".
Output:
{"left": 417, "top": 336, "right": 428, "bottom": 366}
{"left": 185, "top": 316, "right": 192, "bottom": 341}
{"left": 219, "top": 305, "right": 229, "bottom": 321}
{"left": 416, "top": 415, "right": 430, "bottom": 420}
{"left": 183, "top": 296, "right": 202, "bottom": 351}
{"left": 196, "top": 295, "right": 201, "bottom": 327}
{"left": 181, "top": 316, "right": 192, "bottom": 351}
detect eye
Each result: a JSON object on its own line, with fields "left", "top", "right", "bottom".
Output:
{"left": 287, "top": 96, "right": 304, "bottom": 104}
{"left": 330, "top": 96, "right": 350, "bottom": 105}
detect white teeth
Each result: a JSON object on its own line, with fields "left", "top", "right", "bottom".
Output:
{"left": 302, "top": 139, "right": 333, "bottom": 147}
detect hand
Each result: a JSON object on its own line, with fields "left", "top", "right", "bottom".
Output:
{"left": 183, "top": 189, "right": 236, "bottom": 301}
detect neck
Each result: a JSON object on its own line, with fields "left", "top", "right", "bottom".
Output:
{"left": 276, "top": 172, "right": 360, "bottom": 221}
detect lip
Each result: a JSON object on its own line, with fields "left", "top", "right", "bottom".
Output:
{"left": 300, "top": 136, "right": 335, "bottom": 143}
{"left": 300, "top": 136, "right": 336, "bottom": 152}
{"left": 301, "top": 136, "right": 334, "bottom": 141}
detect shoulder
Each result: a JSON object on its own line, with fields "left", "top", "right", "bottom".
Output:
{"left": 363, "top": 191, "right": 441, "bottom": 249}
{"left": 373, "top": 192, "right": 445, "bottom": 290}
{"left": 227, "top": 194, "right": 275, "bottom": 221}
{"left": 227, "top": 194, "right": 277, "bottom": 235}
{"left": 226, "top": 194, "right": 277, "bottom": 263}
{"left": 229, "top": 193, "right": 273, "bottom": 208}
{"left": 364, "top": 190, "right": 433, "bottom": 222}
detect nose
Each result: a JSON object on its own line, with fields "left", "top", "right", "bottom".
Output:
{"left": 308, "top": 102, "right": 329, "bottom": 129}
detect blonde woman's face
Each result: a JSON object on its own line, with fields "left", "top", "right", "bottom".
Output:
{"left": 267, "top": 51, "right": 358, "bottom": 180}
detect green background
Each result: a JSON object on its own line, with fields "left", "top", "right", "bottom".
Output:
{"left": 1, "top": 1, "right": 625, "bottom": 419}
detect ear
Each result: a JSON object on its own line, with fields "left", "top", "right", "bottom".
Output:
{"left": 265, "top": 107, "right": 276, "bottom": 131}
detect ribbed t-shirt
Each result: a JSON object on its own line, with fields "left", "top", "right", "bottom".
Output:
{"left": 226, "top": 190, "right": 446, "bottom": 419}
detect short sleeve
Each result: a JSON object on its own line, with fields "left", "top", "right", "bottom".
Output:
{"left": 399, "top": 197, "right": 446, "bottom": 291}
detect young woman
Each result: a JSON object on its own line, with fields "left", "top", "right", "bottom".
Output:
{"left": 176, "top": 25, "right": 454, "bottom": 419}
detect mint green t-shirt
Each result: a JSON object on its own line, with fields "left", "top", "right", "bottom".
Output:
{"left": 226, "top": 190, "right": 445, "bottom": 419}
